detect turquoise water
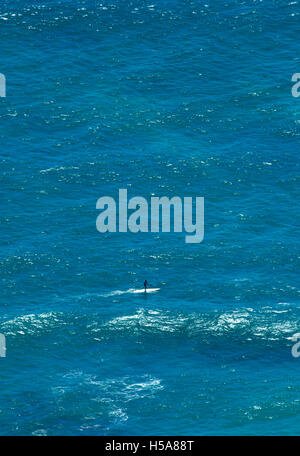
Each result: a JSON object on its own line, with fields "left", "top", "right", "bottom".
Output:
{"left": 0, "top": 0, "right": 299, "bottom": 435}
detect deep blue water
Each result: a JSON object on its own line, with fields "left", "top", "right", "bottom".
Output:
{"left": 0, "top": 0, "right": 299, "bottom": 435}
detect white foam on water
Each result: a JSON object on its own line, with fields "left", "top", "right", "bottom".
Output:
{"left": 100, "top": 288, "right": 160, "bottom": 297}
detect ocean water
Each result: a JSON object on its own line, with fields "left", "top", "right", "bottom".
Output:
{"left": 0, "top": 0, "right": 299, "bottom": 436}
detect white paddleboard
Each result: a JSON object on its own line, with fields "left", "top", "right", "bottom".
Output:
{"left": 133, "top": 288, "right": 160, "bottom": 294}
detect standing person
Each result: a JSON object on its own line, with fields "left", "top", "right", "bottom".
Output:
{"left": 144, "top": 280, "right": 148, "bottom": 292}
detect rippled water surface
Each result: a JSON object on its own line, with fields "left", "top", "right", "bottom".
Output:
{"left": 0, "top": 0, "right": 299, "bottom": 435}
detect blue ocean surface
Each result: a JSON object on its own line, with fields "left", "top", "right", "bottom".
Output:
{"left": 0, "top": 0, "right": 299, "bottom": 435}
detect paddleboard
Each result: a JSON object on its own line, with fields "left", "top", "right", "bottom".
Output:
{"left": 133, "top": 288, "right": 160, "bottom": 294}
